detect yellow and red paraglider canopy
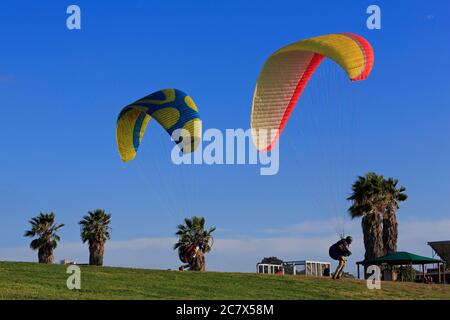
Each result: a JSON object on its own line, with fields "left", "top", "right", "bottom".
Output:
{"left": 251, "top": 33, "right": 374, "bottom": 151}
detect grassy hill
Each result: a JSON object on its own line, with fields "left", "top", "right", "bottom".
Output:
{"left": 0, "top": 261, "right": 449, "bottom": 300}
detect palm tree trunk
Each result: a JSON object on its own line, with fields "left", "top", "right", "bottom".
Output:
{"left": 362, "top": 213, "right": 384, "bottom": 260}
{"left": 198, "top": 252, "right": 206, "bottom": 271}
{"left": 38, "top": 248, "right": 45, "bottom": 263}
{"left": 38, "top": 248, "right": 54, "bottom": 264}
{"left": 189, "top": 251, "right": 206, "bottom": 271}
{"left": 89, "top": 242, "right": 105, "bottom": 266}
{"left": 383, "top": 210, "right": 398, "bottom": 254}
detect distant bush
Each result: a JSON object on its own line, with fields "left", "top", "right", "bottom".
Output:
{"left": 397, "top": 266, "right": 416, "bottom": 282}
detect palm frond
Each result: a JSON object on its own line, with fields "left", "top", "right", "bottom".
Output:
{"left": 174, "top": 216, "right": 216, "bottom": 259}
{"left": 25, "top": 212, "right": 64, "bottom": 253}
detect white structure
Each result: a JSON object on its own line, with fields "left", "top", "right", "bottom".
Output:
{"left": 283, "top": 260, "right": 331, "bottom": 277}
{"left": 256, "top": 263, "right": 284, "bottom": 275}
{"left": 256, "top": 260, "right": 331, "bottom": 277}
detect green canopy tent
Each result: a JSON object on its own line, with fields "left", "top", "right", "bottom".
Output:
{"left": 356, "top": 251, "right": 444, "bottom": 283}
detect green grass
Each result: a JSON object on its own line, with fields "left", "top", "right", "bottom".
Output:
{"left": 0, "top": 261, "right": 449, "bottom": 300}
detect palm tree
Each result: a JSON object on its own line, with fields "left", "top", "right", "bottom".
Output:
{"left": 79, "top": 209, "right": 111, "bottom": 266}
{"left": 382, "top": 178, "right": 407, "bottom": 254}
{"left": 174, "top": 216, "right": 215, "bottom": 271}
{"left": 24, "top": 212, "right": 64, "bottom": 263}
{"left": 348, "top": 173, "right": 386, "bottom": 260}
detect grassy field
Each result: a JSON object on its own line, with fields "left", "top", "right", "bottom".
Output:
{"left": 0, "top": 261, "right": 449, "bottom": 300}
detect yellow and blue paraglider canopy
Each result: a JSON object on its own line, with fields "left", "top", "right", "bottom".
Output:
{"left": 116, "top": 88, "right": 202, "bottom": 162}
{"left": 251, "top": 33, "right": 374, "bottom": 151}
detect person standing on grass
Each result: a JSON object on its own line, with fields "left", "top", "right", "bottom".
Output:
{"left": 329, "top": 236, "right": 353, "bottom": 279}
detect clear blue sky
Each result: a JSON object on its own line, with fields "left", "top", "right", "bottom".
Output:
{"left": 0, "top": 0, "right": 449, "bottom": 270}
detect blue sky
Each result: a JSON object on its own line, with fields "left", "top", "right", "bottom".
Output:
{"left": 0, "top": 0, "right": 449, "bottom": 273}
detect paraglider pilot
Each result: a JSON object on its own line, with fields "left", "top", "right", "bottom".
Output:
{"left": 329, "top": 236, "right": 352, "bottom": 279}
